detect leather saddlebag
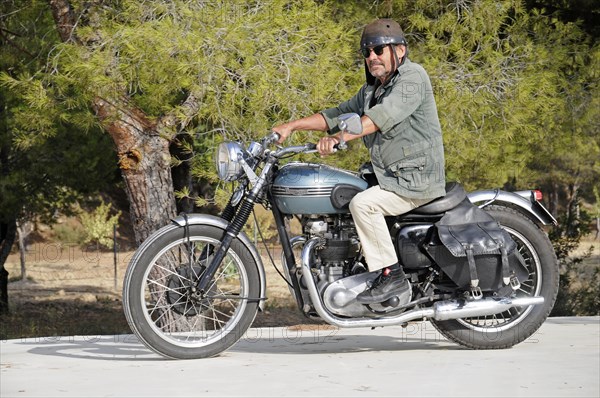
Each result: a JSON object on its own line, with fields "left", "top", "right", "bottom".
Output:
{"left": 426, "top": 199, "right": 529, "bottom": 294}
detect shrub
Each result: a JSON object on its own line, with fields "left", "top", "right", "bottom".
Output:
{"left": 79, "top": 201, "right": 121, "bottom": 249}
{"left": 52, "top": 222, "right": 87, "bottom": 245}
{"left": 551, "top": 247, "right": 599, "bottom": 316}
{"left": 550, "top": 232, "right": 600, "bottom": 316}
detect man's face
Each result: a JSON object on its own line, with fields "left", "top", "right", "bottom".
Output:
{"left": 365, "top": 44, "right": 406, "bottom": 82}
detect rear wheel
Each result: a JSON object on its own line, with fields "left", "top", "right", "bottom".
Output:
{"left": 123, "top": 224, "right": 261, "bottom": 359}
{"left": 431, "top": 205, "right": 559, "bottom": 349}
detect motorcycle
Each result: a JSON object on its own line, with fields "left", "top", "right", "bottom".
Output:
{"left": 123, "top": 113, "right": 559, "bottom": 359}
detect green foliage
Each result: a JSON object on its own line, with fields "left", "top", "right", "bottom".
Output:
{"left": 370, "top": 0, "right": 597, "bottom": 191}
{"left": 50, "top": 0, "right": 359, "bottom": 134}
{"left": 78, "top": 201, "right": 121, "bottom": 249}
{"left": 1, "top": 0, "right": 597, "bottom": 219}
{"left": 52, "top": 223, "right": 87, "bottom": 246}
{"left": 2, "top": 0, "right": 366, "bottom": 209}
{"left": 525, "top": 0, "right": 600, "bottom": 38}
{"left": 0, "top": 0, "right": 119, "bottom": 226}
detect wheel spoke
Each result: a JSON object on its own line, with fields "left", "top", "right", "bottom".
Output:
{"left": 123, "top": 224, "right": 260, "bottom": 358}
{"left": 138, "top": 235, "right": 250, "bottom": 344}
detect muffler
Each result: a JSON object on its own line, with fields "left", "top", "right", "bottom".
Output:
{"left": 432, "top": 296, "right": 545, "bottom": 321}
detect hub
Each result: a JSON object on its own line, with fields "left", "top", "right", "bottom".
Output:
{"left": 166, "top": 265, "right": 214, "bottom": 316}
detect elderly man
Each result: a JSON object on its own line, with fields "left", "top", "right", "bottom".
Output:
{"left": 273, "top": 19, "right": 445, "bottom": 304}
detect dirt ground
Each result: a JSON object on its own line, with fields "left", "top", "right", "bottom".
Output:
{"left": 1, "top": 242, "right": 322, "bottom": 340}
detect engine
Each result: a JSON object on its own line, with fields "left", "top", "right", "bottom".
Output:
{"left": 271, "top": 161, "right": 370, "bottom": 290}
{"left": 300, "top": 214, "right": 366, "bottom": 289}
{"left": 296, "top": 214, "right": 417, "bottom": 317}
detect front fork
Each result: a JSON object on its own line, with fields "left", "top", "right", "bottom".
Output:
{"left": 194, "top": 192, "right": 257, "bottom": 293}
{"left": 194, "top": 158, "right": 276, "bottom": 294}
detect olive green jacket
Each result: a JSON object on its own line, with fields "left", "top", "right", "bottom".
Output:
{"left": 320, "top": 59, "right": 446, "bottom": 200}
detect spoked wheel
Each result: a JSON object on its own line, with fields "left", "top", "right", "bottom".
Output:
{"left": 123, "top": 224, "right": 261, "bottom": 359}
{"left": 431, "top": 205, "right": 559, "bottom": 349}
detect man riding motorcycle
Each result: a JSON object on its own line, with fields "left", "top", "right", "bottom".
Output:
{"left": 273, "top": 18, "right": 446, "bottom": 304}
{"left": 123, "top": 18, "right": 558, "bottom": 361}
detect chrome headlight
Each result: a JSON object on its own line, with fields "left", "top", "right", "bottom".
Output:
{"left": 215, "top": 142, "right": 245, "bottom": 182}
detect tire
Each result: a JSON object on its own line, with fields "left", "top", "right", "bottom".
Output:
{"left": 431, "top": 205, "right": 559, "bottom": 349}
{"left": 123, "top": 223, "right": 261, "bottom": 359}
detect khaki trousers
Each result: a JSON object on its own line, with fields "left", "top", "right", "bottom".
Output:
{"left": 349, "top": 186, "right": 433, "bottom": 272}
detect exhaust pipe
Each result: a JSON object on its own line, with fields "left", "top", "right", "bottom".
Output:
{"left": 300, "top": 237, "right": 544, "bottom": 328}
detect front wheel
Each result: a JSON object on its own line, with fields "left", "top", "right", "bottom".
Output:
{"left": 431, "top": 205, "right": 559, "bottom": 349}
{"left": 123, "top": 223, "right": 261, "bottom": 359}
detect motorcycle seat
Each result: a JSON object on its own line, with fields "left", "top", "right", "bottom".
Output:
{"left": 410, "top": 182, "right": 467, "bottom": 215}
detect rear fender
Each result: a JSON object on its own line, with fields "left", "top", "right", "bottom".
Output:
{"left": 171, "top": 214, "right": 267, "bottom": 311}
{"left": 467, "top": 189, "right": 557, "bottom": 226}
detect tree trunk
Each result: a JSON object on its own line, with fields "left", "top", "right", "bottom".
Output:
{"left": 0, "top": 220, "right": 16, "bottom": 314}
{"left": 565, "top": 182, "right": 581, "bottom": 238}
{"left": 16, "top": 220, "right": 32, "bottom": 281}
{"left": 548, "top": 181, "right": 560, "bottom": 217}
{"left": 93, "top": 98, "right": 177, "bottom": 244}
{"left": 47, "top": 1, "right": 178, "bottom": 245}
{"left": 46, "top": 3, "right": 198, "bottom": 333}
{"left": 47, "top": 0, "right": 79, "bottom": 43}
{"left": 1, "top": 129, "right": 16, "bottom": 313}
{"left": 170, "top": 134, "right": 195, "bottom": 214}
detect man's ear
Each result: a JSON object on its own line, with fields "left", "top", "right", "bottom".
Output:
{"left": 396, "top": 44, "right": 407, "bottom": 58}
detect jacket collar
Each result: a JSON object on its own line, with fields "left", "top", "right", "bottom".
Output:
{"left": 369, "top": 58, "right": 411, "bottom": 92}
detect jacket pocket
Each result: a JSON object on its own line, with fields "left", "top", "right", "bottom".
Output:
{"left": 390, "top": 156, "right": 428, "bottom": 190}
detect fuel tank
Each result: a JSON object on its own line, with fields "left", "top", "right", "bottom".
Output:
{"left": 272, "top": 162, "right": 368, "bottom": 214}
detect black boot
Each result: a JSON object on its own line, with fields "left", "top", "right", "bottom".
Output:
{"left": 356, "top": 264, "right": 410, "bottom": 304}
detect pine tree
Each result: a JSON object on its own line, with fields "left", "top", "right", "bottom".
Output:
{"left": 0, "top": 0, "right": 118, "bottom": 312}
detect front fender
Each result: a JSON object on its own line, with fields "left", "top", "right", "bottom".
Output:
{"left": 171, "top": 214, "right": 267, "bottom": 311}
{"left": 468, "top": 189, "right": 557, "bottom": 226}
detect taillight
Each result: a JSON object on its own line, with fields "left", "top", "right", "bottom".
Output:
{"left": 533, "top": 190, "right": 543, "bottom": 201}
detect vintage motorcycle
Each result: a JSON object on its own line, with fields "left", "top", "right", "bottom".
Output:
{"left": 123, "top": 113, "right": 559, "bottom": 359}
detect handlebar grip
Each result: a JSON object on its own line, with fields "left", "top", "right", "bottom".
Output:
{"left": 264, "top": 131, "right": 280, "bottom": 146}
{"left": 305, "top": 143, "right": 341, "bottom": 152}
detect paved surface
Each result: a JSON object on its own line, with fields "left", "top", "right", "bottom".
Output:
{"left": 1, "top": 317, "right": 598, "bottom": 397}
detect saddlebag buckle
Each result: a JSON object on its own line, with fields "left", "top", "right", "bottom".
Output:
{"left": 509, "top": 274, "right": 521, "bottom": 291}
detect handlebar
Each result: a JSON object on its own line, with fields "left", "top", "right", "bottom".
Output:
{"left": 265, "top": 131, "right": 343, "bottom": 157}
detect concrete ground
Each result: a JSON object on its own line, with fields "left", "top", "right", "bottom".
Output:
{"left": 1, "top": 316, "right": 598, "bottom": 397}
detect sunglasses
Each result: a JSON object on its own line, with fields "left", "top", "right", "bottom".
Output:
{"left": 361, "top": 45, "right": 387, "bottom": 58}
